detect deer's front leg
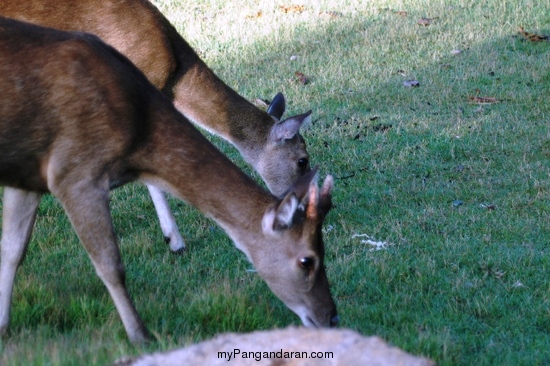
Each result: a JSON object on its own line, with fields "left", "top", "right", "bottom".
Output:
{"left": 55, "top": 183, "right": 151, "bottom": 344}
{"left": 146, "top": 184, "right": 186, "bottom": 253}
{"left": 0, "top": 188, "right": 42, "bottom": 335}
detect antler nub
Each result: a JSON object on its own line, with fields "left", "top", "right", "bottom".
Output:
{"left": 319, "top": 175, "right": 334, "bottom": 216}
{"left": 306, "top": 183, "right": 319, "bottom": 220}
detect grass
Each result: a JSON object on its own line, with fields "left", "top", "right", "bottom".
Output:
{"left": 1, "top": 0, "right": 549, "bottom": 364}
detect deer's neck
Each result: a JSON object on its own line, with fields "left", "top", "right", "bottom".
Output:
{"left": 170, "top": 59, "right": 271, "bottom": 167}
{"left": 139, "top": 111, "right": 273, "bottom": 259}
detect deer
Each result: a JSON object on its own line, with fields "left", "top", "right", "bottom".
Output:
{"left": 0, "top": 17, "right": 338, "bottom": 344}
{"left": 0, "top": 0, "right": 312, "bottom": 254}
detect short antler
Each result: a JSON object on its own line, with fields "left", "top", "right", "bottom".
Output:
{"left": 319, "top": 175, "right": 334, "bottom": 216}
{"left": 306, "top": 184, "right": 318, "bottom": 220}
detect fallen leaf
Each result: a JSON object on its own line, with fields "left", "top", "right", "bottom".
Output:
{"left": 245, "top": 10, "right": 263, "bottom": 19}
{"left": 468, "top": 96, "right": 500, "bottom": 104}
{"left": 403, "top": 80, "right": 420, "bottom": 87}
{"left": 252, "top": 98, "right": 269, "bottom": 109}
{"left": 294, "top": 71, "right": 309, "bottom": 85}
{"left": 319, "top": 11, "right": 342, "bottom": 18}
{"left": 518, "top": 27, "right": 549, "bottom": 42}
{"left": 280, "top": 5, "right": 305, "bottom": 14}
{"left": 372, "top": 123, "right": 392, "bottom": 132}
{"left": 452, "top": 200, "right": 463, "bottom": 207}
{"left": 352, "top": 234, "right": 389, "bottom": 251}
{"left": 418, "top": 17, "right": 436, "bottom": 26}
{"left": 322, "top": 224, "right": 334, "bottom": 234}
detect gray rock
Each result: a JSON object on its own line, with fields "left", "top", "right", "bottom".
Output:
{"left": 115, "top": 326, "right": 436, "bottom": 366}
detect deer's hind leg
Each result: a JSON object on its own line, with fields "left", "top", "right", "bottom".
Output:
{"left": 0, "top": 188, "right": 42, "bottom": 335}
{"left": 146, "top": 184, "right": 186, "bottom": 253}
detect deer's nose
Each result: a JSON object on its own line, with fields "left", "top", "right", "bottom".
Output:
{"left": 330, "top": 311, "right": 339, "bottom": 327}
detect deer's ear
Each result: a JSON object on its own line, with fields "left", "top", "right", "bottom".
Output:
{"left": 291, "top": 167, "right": 318, "bottom": 203}
{"left": 262, "top": 193, "right": 299, "bottom": 235}
{"left": 269, "top": 110, "right": 312, "bottom": 142}
{"left": 267, "top": 92, "right": 286, "bottom": 119}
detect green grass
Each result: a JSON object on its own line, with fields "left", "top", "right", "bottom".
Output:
{"left": 1, "top": 0, "right": 549, "bottom": 364}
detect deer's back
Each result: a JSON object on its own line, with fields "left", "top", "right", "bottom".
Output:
{"left": 0, "top": 0, "right": 178, "bottom": 89}
{"left": 0, "top": 17, "right": 161, "bottom": 192}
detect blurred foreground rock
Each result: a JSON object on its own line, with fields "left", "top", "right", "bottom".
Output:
{"left": 115, "top": 326, "right": 436, "bottom": 366}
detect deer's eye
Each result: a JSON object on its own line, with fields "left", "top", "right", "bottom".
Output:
{"left": 297, "top": 158, "right": 309, "bottom": 172}
{"left": 299, "top": 257, "right": 315, "bottom": 270}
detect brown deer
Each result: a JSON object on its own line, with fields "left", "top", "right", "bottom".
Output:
{"left": 0, "top": 0, "right": 312, "bottom": 253}
{"left": 0, "top": 17, "right": 337, "bottom": 344}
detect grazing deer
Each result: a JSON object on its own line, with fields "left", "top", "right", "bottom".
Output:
{"left": 0, "top": 17, "right": 337, "bottom": 344}
{"left": 0, "top": 0, "right": 312, "bottom": 253}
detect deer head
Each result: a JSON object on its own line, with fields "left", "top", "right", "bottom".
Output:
{"left": 256, "top": 92, "right": 312, "bottom": 197}
{"left": 255, "top": 169, "right": 338, "bottom": 327}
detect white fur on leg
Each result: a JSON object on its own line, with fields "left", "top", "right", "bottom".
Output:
{"left": 0, "top": 188, "right": 42, "bottom": 334}
{"left": 147, "top": 184, "right": 186, "bottom": 252}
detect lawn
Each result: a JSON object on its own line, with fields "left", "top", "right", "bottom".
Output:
{"left": 1, "top": 0, "right": 549, "bottom": 365}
